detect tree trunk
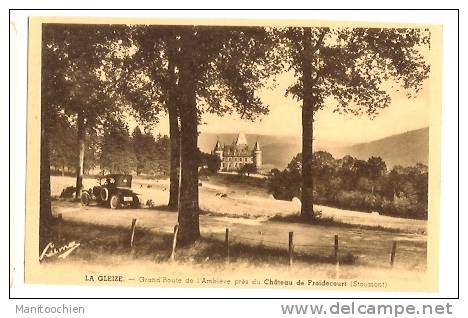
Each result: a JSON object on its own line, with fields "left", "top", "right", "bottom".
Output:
{"left": 300, "top": 27, "right": 315, "bottom": 219}
{"left": 39, "top": 36, "right": 54, "bottom": 253}
{"left": 166, "top": 36, "right": 181, "bottom": 211}
{"left": 75, "top": 111, "right": 85, "bottom": 198}
{"left": 177, "top": 30, "right": 200, "bottom": 245}
{"left": 167, "top": 103, "right": 180, "bottom": 210}
{"left": 40, "top": 103, "right": 53, "bottom": 253}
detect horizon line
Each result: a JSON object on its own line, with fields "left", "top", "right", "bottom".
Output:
{"left": 198, "top": 125, "right": 429, "bottom": 146}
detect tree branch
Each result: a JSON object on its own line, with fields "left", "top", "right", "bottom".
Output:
{"left": 312, "top": 28, "right": 328, "bottom": 53}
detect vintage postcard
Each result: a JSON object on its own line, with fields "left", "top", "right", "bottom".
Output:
{"left": 24, "top": 16, "right": 442, "bottom": 292}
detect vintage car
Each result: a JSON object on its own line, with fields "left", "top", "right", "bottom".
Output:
{"left": 81, "top": 174, "right": 140, "bottom": 209}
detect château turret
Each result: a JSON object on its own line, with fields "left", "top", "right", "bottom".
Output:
{"left": 253, "top": 140, "right": 262, "bottom": 169}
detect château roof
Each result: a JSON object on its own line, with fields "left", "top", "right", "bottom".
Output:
{"left": 222, "top": 144, "right": 251, "bottom": 156}
{"left": 214, "top": 138, "right": 222, "bottom": 151}
{"left": 235, "top": 132, "right": 248, "bottom": 146}
{"left": 212, "top": 132, "right": 261, "bottom": 155}
{"left": 254, "top": 140, "right": 261, "bottom": 151}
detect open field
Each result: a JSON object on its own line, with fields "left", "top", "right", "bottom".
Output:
{"left": 52, "top": 175, "right": 427, "bottom": 234}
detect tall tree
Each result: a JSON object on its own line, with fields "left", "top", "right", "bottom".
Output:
{"left": 39, "top": 51, "right": 54, "bottom": 251}
{"left": 278, "top": 27, "right": 430, "bottom": 219}
{"left": 118, "top": 26, "right": 181, "bottom": 209}
{"left": 100, "top": 120, "right": 137, "bottom": 174}
{"left": 49, "top": 114, "right": 77, "bottom": 175}
{"left": 39, "top": 24, "right": 72, "bottom": 251}
{"left": 132, "top": 127, "right": 169, "bottom": 175}
{"left": 83, "top": 129, "right": 101, "bottom": 175}
{"left": 132, "top": 127, "right": 146, "bottom": 175}
{"left": 366, "top": 156, "right": 387, "bottom": 194}
{"left": 174, "top": 26, "right": 281, "bottom": 244}
{"left": 42, "top": 24, "right": 127, "bottom": 198}
{"left": 123, "top": 25, "right": 281, "bottom": 244}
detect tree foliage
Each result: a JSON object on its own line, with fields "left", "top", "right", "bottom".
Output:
{"left": 268, "top": 152, "right": 428, "bottom": 219}
{"left": 238, "top": 163, "right": 258, "bottom": 176}
{"left": 42, "top": 24, "right": 128, "bottom": 127}
{"left": 273, "top": 26, "right": 430, "bottom": 218}
{"left": 198, "top": 152, "right": 222, "bottom": 174}
{"left": 48, "top": 116, "right": 100, "bottom": 175}
{"left": 99, "top": 120, "right": 137, "bottom": 174}
{"left": 49, "top": 114, "right": 77, "bottom": 174}
{"left": 132, "top": 127, "right": 171, "bottom": 176}
{"left": 279, "top": 27, "right": 430, "bottom": 114}
{"left": 42, "top": 24, "right": 130, "bottom": 197}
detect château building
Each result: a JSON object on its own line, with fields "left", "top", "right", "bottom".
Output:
{"left": 212, "top": 133, "right": 262, "bottom": 171}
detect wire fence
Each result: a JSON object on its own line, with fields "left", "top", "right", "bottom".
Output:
{"left": 203, "top": 231, "right": 396, "bottom": 253}
{"left": 57, "top": 213, "right": 426, "bottom": 270}
{"left": 198, "top": 227, "right": 423, "bottom": 269}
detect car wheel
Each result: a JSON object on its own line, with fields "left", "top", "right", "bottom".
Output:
{"left": 81, "top": 192, "right": 91, "bottom": 206}
{"left": 131, "top": 195, "right": 140, "bottom": 208}
{"left": 100, "top": 188, "right": 109, "bottom": 202}
{"left": 109, "top": 195, "right": 120, "bottom": 209}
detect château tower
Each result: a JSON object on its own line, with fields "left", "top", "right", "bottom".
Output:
{"left": 214, "top": 138, "right": 223, "bottom": 160}
{"left": 253, "top": 140, "right": 262, "bottom": 169}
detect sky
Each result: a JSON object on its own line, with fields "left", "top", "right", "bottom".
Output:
{"left": 144, "top": 71, "right": 431, "bottom": 146}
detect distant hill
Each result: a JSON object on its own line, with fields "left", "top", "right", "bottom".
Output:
{"left": 198, "top": 127, "right": 429, "bottom": 170}
{"left": 199, "top": 133, "right": 344, "bottom": 170}
{"left": 260, "top": 142, "right": 301, "bottom": 169}
{"left": 329, "top": 127, "right": 429, "bottom": 169}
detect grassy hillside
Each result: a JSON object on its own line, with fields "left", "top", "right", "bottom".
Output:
{"left": 329, "top": 127, "right": 429, "bottom": 168}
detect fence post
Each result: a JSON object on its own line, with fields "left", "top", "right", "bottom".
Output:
{"left": 288, "top": 231, "right": 294, "bottom": 266}
{"left": 129, "top": 218, "right": 137, "bottom": 249}
{"left": 57, "top": 213, "right": 63, "bottom": 241}
{"left": 170, "top": 224, "right": 179, "bottom": 262}
{"left": 334, "top": 235, "right": 339, "bottom": 265}
{"left": 390, "top": 241, "right": 397, "bottom": 267}
{"left": 225, "top": 228, "right": 230, "bottom": 263}
{"left": 334, "top": 234, "right": 340, "bottom": 278}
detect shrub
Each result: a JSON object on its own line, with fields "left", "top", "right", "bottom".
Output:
{"left": 268, "top": 153, "right": 429, "bottom": 219}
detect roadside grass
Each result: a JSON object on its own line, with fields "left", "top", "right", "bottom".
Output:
{"left": 47, "top": 219, "right": 357, "bottom": 266}
{"left": 147, "top": 204, "right": 178, "bottom": 212}
{"left": 204, "top": 173, "right": 269, "bottom": 197}
{"left": 269, "top": 213, "right": 409, "bottom": 234}
{"left": 199, "top": 208, "right": 411, "bottom": 234}
{"left": 145, "top": 204, "right": 265, "bottom": 222}
{"left": 199, "top": 209, "right": 266, "bottom": 220}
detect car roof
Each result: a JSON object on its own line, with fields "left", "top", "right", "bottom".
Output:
{"left": 101, "top": 174, "right": 132, "bottom": 178}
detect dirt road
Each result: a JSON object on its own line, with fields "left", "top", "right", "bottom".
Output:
{"left": 51, "top": 176, "right": 427, "bottom": 233}
{"left": 52, "top": 200, "right": 427, "bottom": 271}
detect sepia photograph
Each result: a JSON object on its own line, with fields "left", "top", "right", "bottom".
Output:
{"left": 24, "top": 16, "right": 442, "bottom": 292}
